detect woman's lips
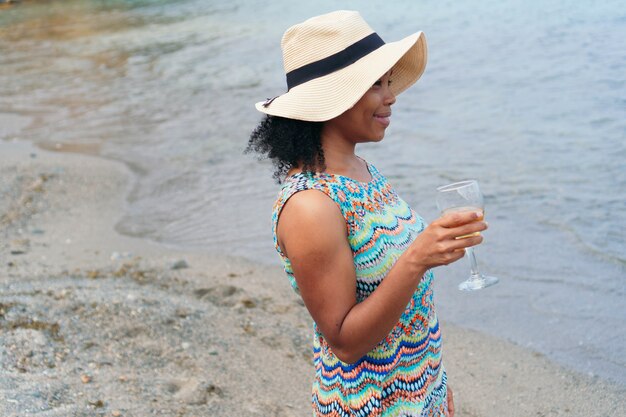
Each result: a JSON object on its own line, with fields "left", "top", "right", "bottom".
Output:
{"left": 374, "top": 113, "right": 391, "bottom": 127}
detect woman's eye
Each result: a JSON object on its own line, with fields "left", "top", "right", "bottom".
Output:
{"left": 373, "top": 79, "right": 392, "bottom": 88}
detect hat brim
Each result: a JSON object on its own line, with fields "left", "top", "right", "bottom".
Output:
{"left": 255, "top": 31, "right": 427, "bottom": 122}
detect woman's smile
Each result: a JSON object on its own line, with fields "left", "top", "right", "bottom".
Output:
{"left": 374, "top": 112, "right": 391, "bottom": 127}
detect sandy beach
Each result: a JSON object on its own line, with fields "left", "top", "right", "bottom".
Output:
{"left": 1, "top": 141, "right": 624, "bottom": 417}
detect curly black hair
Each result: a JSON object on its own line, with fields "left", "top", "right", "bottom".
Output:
{"left": 246, "top": 115, "right": 325, "bottom": 183}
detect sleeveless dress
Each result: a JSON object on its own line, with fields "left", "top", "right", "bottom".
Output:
{"left": 271, "top": 162, "right": 448, "bottom": 417}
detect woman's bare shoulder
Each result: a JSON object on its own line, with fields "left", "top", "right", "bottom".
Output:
{"left": 277, "top": 189, "right": 347, "bottom": 256}
{"left": 280, "top": 189, "right": 343, "bottom": 230}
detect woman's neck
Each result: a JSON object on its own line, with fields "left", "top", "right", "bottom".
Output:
{"left": 319, "top": 135, "right": 370, "bottom": 182}
{"left": 288, "top": 128, "right": 371, "bottom": 182}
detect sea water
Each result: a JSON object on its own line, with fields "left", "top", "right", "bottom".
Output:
{"left": 1, "top": 0, "right": 624, "bottom": 384}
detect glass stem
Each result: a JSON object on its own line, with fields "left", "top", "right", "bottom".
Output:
{"left": 465, "top": 247, "right": 482, "bottom": 280}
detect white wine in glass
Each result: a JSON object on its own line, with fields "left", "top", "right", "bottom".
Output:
{"left": 436, "top": 180, "right": 499, "bottom": 291}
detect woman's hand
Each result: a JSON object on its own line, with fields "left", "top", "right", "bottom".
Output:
{"left": 447, "top": 385, "right": 455, "bottom": 416}
{"left": 402, "top": 210, "right": 487, "bottom": 271}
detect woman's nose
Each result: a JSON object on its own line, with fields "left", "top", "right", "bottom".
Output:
{"left": 385, "top": 88, "right": 396, "bottom": 106}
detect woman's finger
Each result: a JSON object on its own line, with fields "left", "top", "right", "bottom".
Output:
{"left": 447, "top": 249, "right": 467, "bottom": 265}
{"left": 444, "top": 220, "right": 488, "bottom": 240}
{"left": 437, "top": 210, "right": 483, "bottom": 228}
{"left": 448, "top": 234, "right": 484, "bottom": 251}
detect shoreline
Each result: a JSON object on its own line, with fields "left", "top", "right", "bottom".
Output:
{"left": 1, "top": 141, "right": 624, "bottom": 416}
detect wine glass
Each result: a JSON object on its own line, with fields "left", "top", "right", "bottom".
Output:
{"left": 436, "top": 180, "right": 499, "bottom": 291}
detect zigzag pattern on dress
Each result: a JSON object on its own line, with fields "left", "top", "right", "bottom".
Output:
{"left": 272, "top": 162, "right": 447, "bottom": 416}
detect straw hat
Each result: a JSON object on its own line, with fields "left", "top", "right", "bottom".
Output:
{"left": 255, "top": 10, "right": 427, "bottom": 122}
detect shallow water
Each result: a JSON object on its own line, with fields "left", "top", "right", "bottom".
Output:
{"left": 1, "top": 0, "right": 625, "bottom": 385}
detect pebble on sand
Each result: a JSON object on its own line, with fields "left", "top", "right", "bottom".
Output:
{"left": 169, "top": 259, "right": 189, "bottom": 270}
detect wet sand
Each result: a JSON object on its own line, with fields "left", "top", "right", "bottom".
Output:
{"left": 1, "top": 141, "right": 624, "bottom": 417}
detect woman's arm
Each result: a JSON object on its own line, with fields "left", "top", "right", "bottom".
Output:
{"left": 277, "top": 189, "right": 485, "bottom": 364}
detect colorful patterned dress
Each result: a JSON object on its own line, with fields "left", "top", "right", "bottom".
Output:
{"left": 272, "top": 162, "right": 447, "bottom": 417}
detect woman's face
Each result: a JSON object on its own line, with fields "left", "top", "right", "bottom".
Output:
{"left": 324, "top": 71, "right": 396, "bottom": 143}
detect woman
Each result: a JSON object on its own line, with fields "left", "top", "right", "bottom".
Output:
{"left": 248, "top": 11, "right": 486, "bottom": 417}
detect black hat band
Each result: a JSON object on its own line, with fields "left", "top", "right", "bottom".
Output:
{"left": 285, "top": 32, "right": 385, "bottom": 90}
